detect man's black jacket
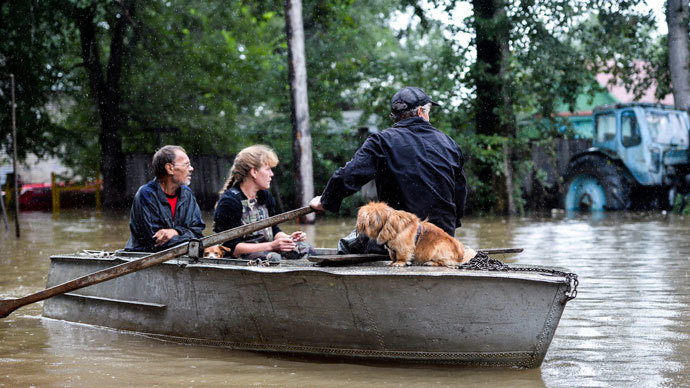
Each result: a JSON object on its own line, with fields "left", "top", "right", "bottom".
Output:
{"left": 321, "top": 117, "right": 467, "bottom": 235}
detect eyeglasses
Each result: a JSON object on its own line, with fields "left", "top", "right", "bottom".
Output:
{"left": 169, "top": 161, "right": 191, "bottom": 169}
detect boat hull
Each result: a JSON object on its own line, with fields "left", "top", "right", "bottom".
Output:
{"left": 42, "top": 252, "right": 573, "bottom": 368}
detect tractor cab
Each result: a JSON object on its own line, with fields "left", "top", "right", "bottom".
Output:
{"left": 564, "top": 103, "right": 690, "bottom": 211}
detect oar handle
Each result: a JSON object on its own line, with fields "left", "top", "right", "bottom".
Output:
{"left": 201, "top": 206, "right": 314, "bottom": 247}
{"left": 481, "top": 248, "right": 524, "bottom": 255}
{"left": 0, "top": 206, "right": 315, "bottom": 319}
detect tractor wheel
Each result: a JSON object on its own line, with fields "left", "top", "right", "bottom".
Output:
{"left": 563, "top": 155, "right": 632, "bottom": 211}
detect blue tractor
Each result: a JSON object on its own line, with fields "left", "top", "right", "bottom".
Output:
{"left": 563, "top": 103, "right": 690, "bottom": 211}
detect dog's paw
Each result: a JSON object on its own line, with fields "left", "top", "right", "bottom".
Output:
{"left": 390, "top": 261, "right": 407, "bottom": 267}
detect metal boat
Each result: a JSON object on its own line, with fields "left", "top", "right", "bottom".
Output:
{"left": 42, "top": 249, "right": 577, "bottom": 368}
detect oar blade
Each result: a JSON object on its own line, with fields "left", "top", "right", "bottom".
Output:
{"left": 0, "top": 298, "right": 20, "bottom": 319}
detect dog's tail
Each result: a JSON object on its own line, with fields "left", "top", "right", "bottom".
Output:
{"left": 462, "top": 245, "right": 477, "bottom": 262}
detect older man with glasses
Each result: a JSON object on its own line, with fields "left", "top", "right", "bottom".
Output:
{"left": 125, "top": 145, "right": 205, "bottom": 252}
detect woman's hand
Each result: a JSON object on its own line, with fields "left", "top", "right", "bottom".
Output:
{"left": 271, "top": 237, "right": 296, "bottom": 252}
{"left": 290, "top": 231, "right": 306, "bottom": 242}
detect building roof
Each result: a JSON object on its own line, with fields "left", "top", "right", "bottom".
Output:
{"left": 556, "top": 61, "right": 674, "bottom": 115}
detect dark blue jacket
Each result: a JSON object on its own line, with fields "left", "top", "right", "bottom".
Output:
{"left": 125, "top": 178, "right": 205, "bottom": 252}
{"left": 321, "top": 117, "right": 467, "bottom": 235}
{"left": 212, "top": 186, "right": 281, "bottom": 254}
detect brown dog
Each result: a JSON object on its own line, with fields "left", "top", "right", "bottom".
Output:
{"left": 203, "top": 245, "right": 233, "bottom": 258}
{"left": 356, "top": 202, "right": 475, "bottom": 267}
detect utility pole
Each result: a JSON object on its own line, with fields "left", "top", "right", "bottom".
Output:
{"left": 10, "top": 74, "right": 20, "bottom": 237}
{"left": 285, "top": 0, "right": 315, "bottom": 223}
{"left": 0, "top": 182, "right": 8, "bottom": 231}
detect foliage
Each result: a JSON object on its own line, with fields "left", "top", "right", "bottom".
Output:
{"left": 409, "top": 0, "right": 656, "bottom": 213}
{"left": 0, "top": 0, "right": 666, "bottom": 214}
{"left": 0, "top": 1, "right": 75, "bottom": 160}
{"left": 671, "top": 193, "right": 690, "bottom": 216}
{"left": 120, "top": 0, "right": 288, "bottom": 156}
{"left": 573, "top": 1, "right": 658, "bottom": 101}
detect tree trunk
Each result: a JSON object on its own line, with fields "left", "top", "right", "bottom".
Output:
{"left": 473, "top": 0, "right": 503, "bottom": 137}
{"left": 499, "top": 24, "right": 517, "bottom": 216}
{"left": 75, "top": 2, "right": 131, "bottom": 208}
{"left": 472, "top": 0, "right": 517, "bottom": 214}
{"left": 285, "top": 0, "right": 314, "bottom": 223}
{"left": 667, "top": 0, "right": 690, "bottom": 112}
{"left": 502, "top": 143, "right": 516, "bottom": 214}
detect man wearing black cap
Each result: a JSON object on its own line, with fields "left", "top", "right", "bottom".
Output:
{"left": 309, "top": 86, "right": 467, "bottom": 254}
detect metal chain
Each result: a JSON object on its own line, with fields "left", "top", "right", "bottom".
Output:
{"left": 247, "top": 258, "right": 271, "bottom": 267}
{"left": 459, "top": 252, "right": 510, "bottom": 271}
{"left": 80, "top": 250, "right": 113, "bottom": 258}
{"left": 460, "top": 251, "right": 579, "bottom": 303}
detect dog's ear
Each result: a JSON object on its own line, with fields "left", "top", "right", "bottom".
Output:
{"left": 370, "top": 208, "right": 387, "bottom": 234}
{"left": 219, "top": 245, "right": 233, "bottom": 257}
{"left": 379, "top": 211, "right": 398, "bottom": 240}
{"left": 356, "top": 208, "right": 368, "bottom": 233}
{"left": 367, "top": 211, "right": 378, "bottom": 231}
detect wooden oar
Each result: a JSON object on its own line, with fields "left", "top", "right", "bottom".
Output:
{"left": 0, "top": 206, "right": 315, "bottom": 319}
{"left": 308, "top": 247, "right": 524, "bottom": 265}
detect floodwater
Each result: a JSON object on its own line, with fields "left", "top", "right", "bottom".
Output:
{"left": 1, "top": 209, "right": 690, "bottom": 387}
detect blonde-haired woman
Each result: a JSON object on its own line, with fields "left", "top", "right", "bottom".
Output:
{"left": 213, "top": 145, "right": 309, "bottom": 262}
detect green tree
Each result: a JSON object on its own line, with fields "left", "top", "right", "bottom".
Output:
{"left": 0, "top": 1, "right": 71, "bottom": 161}
{"left": 3, "top": 0, "right": 660, "bottom": 215}
{"left": 410, "top": 0, "right": 656, "bottom": 214}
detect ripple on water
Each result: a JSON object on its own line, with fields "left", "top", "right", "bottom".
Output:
{"left": 2, "top": 210, "right": 690, "bottom": 388}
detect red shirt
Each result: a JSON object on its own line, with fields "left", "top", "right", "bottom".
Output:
{"left": 166, "top": 192, "right": 179, "bottom": 220}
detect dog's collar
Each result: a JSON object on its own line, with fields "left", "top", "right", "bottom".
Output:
{"left": 414, "top": 223, "right": 422, "bottom": 246}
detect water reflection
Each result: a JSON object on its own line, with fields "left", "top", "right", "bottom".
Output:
{"left": 2, "top": 209, "right": 690, "bottom": 387}
{"left": 503, "top": 211, "right": 690, "bottom": 387}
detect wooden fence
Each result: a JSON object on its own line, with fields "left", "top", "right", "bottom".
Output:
{"left": 51, "top": 172, "right": 101, "bottom": 214}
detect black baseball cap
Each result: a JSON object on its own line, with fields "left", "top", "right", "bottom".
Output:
{"left": 390, "top": 87, "right": 441, "bottom": 111}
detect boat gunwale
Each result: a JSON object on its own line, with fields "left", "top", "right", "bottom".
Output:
{"left": 48, "top": 252, "right": 573, "bottom": 284}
